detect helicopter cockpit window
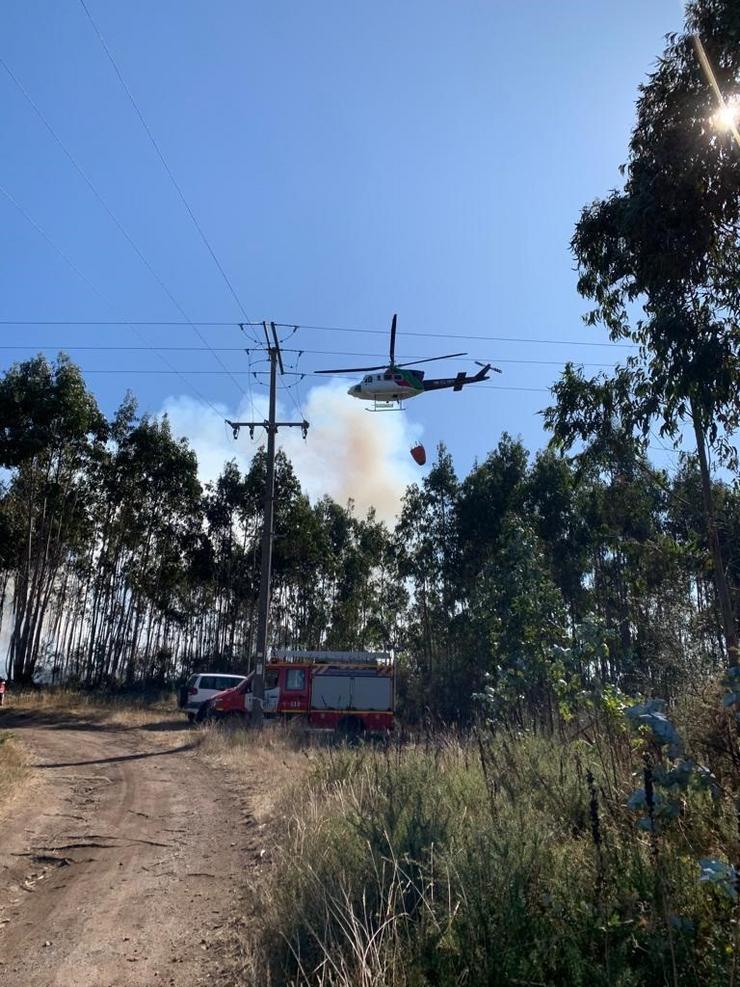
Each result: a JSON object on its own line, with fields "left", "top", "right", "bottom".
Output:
{"left": 383, "top": 372, "right": 392, "bottom": 380}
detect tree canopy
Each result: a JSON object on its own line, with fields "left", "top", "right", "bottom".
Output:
{"left": 1, "top": 354, "right": 735, "bottom": 725}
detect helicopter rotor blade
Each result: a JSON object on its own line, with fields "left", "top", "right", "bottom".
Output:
{"left": 314, "top": 364, "right": 388, "bottom": 374}
{"left": 395, "top": 352, "right": 467, "bottom": 368}
{"left": 389, "top": 314, "right": 397, "bottom": 366}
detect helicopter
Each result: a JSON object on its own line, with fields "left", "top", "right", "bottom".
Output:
{"left": 315, "top": 315, "right": 501, "bottom": 410}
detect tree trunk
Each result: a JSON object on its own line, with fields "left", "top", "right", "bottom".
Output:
{"left": 691, "top": 398, "right": 738, "bottom": 665}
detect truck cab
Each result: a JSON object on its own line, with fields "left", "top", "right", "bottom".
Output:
{"left": 203, "top": 669, "right": 280, "bottom": 719}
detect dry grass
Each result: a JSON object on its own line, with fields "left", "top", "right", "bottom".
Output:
{"left": 197, "top": 719, "right": 312, "bottom": 822}
{"left": 1, "top": 686, "right": 196, "bottom": 753}
{"left": 0, "top": 730, "right": 31, "bottom": 813}
{"left": 7, "top": 686, "right": 179, "bottom": 728}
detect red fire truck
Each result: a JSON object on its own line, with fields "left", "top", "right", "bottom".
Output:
{"left": 201, "top": 650, "right": 395, "bottom": 734}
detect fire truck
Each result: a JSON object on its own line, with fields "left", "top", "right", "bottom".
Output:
{"left": 201, "top": 650, "right": 395, "bottom": 734}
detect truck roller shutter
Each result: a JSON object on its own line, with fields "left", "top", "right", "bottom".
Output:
{"left": 351, "top": 676, "right": 392, "bottom": 711}
{"left": 311, "top": 675, "right": 351, "bottom": 710}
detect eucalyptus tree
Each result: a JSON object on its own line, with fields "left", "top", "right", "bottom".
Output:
{"left": 471, "top": 517, "right": 569, "bottom": 728}
{"left": 524, "top": 448, "right": 591, "bottom": 626}
{"left": 567, "top": 0, "right": 740, "bottom": 661}
{"left": 0, "top": 355, "right": 106, "bottom": 682}
{"left": 396, "top": 445, "right": 461, "bottom": 709}
{"left": 102, "top": 413, "right": 202, "bottom": 682}
{"left": 456, "top": 434, "right": 528, "bottom": 583}
{"left": 544, "top": 368, "right": 711, "bottom": 688}
{"left": 247, "top": 449, "right": 328, "bottom": 650}
{"left": 202, "top": 459, "right": 254, "bottom": 663}
{"left": 366, "top": 515, "right": 408, "bottom": 655}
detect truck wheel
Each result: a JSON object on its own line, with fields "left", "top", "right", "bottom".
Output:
{"left": 337, "top": 716, "right": 363, "bottom": 742}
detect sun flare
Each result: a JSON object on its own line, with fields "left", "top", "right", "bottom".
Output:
{"left": 713, "top": 98, "right": 740, "bottom": 131}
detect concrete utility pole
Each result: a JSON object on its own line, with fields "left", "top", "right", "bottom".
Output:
{"left": 227, "top": 321, "right": 309, "bottom": 727}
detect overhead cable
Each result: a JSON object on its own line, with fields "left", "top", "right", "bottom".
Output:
{"left": 78, "top": 0, "right": 253, "bottom": 324}
{"left": 0, "top": 320, "right": 637, "bottom": 349}
{"left": 263, "top": 322, "right": 637, "bottom": 349}
{"left": 0, "top": 343, "right": 614, "bottom": 370}
{"left": 0, "top": 53, "right": 250, "bottom": 407}
{"left": 71, "top": 366, "right": 550, "bottom": 393}
{"left": 0, "top": 182, "right": 227, "bottom": 419}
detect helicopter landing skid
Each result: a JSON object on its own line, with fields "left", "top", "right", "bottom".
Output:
{"left": 366, "top": 399, "right": 405, "bottom": 412}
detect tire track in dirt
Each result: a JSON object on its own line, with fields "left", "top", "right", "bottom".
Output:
{"left": 0, "top": 710, "right": 263, "bottom": 987}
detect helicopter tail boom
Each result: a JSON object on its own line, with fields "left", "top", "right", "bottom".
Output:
{"left": 421, "top": 362, "right": 497, "bottom": 393}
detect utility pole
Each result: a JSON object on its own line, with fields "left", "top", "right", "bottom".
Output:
{"left": 227, "top": 322, "right": 309, "bottom": 727}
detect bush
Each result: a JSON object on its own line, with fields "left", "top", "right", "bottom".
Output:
{"left": 247, "top": 723, "right": 739, "bottom": 986}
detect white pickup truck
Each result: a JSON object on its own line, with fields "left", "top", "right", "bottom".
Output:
{"left": 178, "top": 672, "right": 247, "bottom": 720}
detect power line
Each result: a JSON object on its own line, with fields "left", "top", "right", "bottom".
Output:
{"left": 0, "top": 343, "right": 614, "bottom": 369}
{"left": 67, "top": 367, "right": 551, "bottom": 393}
{"left": 267, "top": 321, "right": 638, "bottom": 349}
{"left": 78, "top": 0, "right": 253, "bottom": 325}
{"left": 279, "top": 373, "right": 309, "bottom": 422}
{"left": 0, "top": 321, "right": 241, "bottom": 325}
{"left": 0, "top": 182, "right": 227, "bottom": 419}
{"left": 275, "top": 337, "right": 308, "bottom": 422}
{"left": 0, "top": 54, "right": 251, "bottom": 408}
{"left": 0, "top": 320, "right": 637, "bottom": 350}
{"left": 648, "top": 428, "right": 689, "bottom": 480}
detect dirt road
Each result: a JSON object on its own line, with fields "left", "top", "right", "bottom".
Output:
{"left": 0, "top": 708, "right": 262, "bottom": 987}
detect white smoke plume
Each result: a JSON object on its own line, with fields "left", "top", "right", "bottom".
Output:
{"left": 160, "top": 380, "right": 424, "bottom": 524}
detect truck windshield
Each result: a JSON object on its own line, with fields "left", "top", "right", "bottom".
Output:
{"left": 243, "top": 670, "right": 279, "bottom": 690}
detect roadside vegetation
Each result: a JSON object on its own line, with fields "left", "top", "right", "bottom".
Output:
{"left": 0, "top": 730, "right": 30, "bottom": 812}
{"left": 5, "top": 686, "right": 179, "bottom": 729}
{"left": 197, "top": 719, "right": 312, "bottom": 823}
{"left": 241, "top": 691, "right": 739, "bottom": 987}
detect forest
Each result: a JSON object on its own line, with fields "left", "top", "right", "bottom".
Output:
{"left": 0, "top": 346, "right": 736, "bottom": 727}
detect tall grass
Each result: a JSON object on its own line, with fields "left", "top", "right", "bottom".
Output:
{"left": 0, "top": 730, "right": 31, "bottom": 810}
{"left": 7, "top": 685, "right": 179, "bottom": 727}
{"left": 244, "top": 722, "right": 738, "bottom": 986}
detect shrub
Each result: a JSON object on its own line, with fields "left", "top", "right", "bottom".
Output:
{"left": 247, "top": 723, "right": 739, "bottom": 986}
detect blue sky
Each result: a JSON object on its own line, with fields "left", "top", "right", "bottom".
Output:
{"left": 1, "top": 0, "right": 686, "bottom": 498}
